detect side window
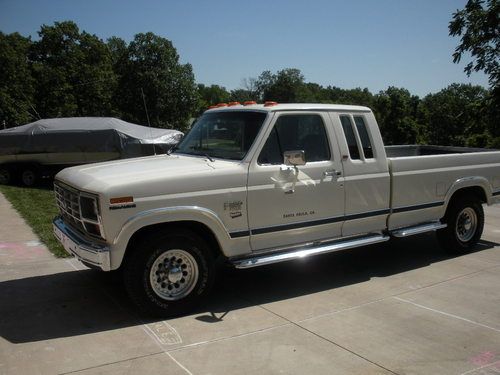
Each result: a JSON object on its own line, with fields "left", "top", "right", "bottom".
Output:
{"left": 354, "top": 116, "right": 374, "bottom": 159}
{"left": 258, "top": 114, "right": 331, "bottom": 165}
{"left": 340, "top": 115, "right": 361, "bottom": 160}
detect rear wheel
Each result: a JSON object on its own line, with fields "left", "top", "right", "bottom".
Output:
{"left": 123, "top": 229, "right": 215, "bottom": 317}
{"left": 21, "top": 168, "right": 38, "bottom": 187}
{"left": 437, "top": 195, "right": 484, "bottom": 254}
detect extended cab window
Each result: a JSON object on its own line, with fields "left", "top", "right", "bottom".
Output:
{"left": 353, "top": 116, "right": 374, "bottom": 159}
{"left": 175, "top": 111, "right": 266, "bottom": 160}
{"left": 340, "top": 115, "right": 361, "bottom": 160}
{"left": 258, "top": 114, "right": 331, "bottom": 165}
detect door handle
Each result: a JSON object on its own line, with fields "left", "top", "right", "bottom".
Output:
{"left": 324, "top": 170, "right": 342, "bottom": 177}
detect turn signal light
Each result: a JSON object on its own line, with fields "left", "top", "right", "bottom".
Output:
{"left": 110, "top": 196, "right": 134, "bottom": 204}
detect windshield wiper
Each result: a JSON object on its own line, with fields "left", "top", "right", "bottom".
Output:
{"left": 204, "top": 154, "right": 215, "bottom": 162}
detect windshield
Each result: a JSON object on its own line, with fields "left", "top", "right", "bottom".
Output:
{"left": 175, "top": 111, "right": 267, "bottom": 160}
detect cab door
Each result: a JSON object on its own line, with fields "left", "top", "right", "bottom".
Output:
{"left": 247, "top": 112, "right": 345, "bottom": 251}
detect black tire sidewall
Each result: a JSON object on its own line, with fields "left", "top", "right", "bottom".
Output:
{"left": 21, "top": 169, "right": 37, "bottom": 187}
{"left": 0, "top": 168, "right": 11, "bottom": 185}
{"left": 439, "top": 197, "right": 484, "bottom": 253}
{"left": 124, "top": 231, "right": 215, "bottom": 317}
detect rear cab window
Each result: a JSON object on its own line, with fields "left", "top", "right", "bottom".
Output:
{"left": 339, "top": 114, "right": 374, "bottom": 161}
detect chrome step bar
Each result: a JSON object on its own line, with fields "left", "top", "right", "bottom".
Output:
{"left": 390, "top": 221, "right": 447, "bottom": 238}
{"left": 231, "top": 234, "right": 390, "bottom": 269}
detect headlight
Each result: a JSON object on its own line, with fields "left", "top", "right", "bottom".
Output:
{"left": 80, "top": 195, "right": 99, "bottom": 221}
{"left": 79, "top": 193, "right": 104, "bottom": 239}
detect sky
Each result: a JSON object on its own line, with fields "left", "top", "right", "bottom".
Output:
{"left": 0, "top": 0, "right": 490, "bottom": 97}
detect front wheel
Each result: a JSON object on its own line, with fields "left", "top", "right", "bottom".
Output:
{"left": 437, "top": 196, "right": 484, "bottom": 254}
{"left": 123, "top": 229, "right": 215, "bottom": 317}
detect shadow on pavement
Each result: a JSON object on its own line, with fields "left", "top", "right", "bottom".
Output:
{"left": 1, "top": 233, "right": 497, "bottom": 343}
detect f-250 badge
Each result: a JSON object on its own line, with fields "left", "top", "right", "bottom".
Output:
{"left": 224, "top": 200, "right": 243, "bottom": 219}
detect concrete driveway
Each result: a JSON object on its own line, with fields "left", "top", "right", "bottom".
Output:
{"left": 1, "top": 192, "right": 499, "bottom": 375}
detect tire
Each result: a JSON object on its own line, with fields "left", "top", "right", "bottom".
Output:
{"left": 123, "top": 229, "right": 215, "bottom": 317}
{"left": 21, "top": 168, "right": 38, "bottom": 187}
{"left": 437, "top": 195, "right": 484, "bottom": 254}
{"left": 0, "top": 167, "right": 11, "bottom": 185}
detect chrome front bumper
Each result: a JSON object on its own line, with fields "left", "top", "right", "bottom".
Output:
{"left": 53, "top": 216, "right": 111, "bottom": 271}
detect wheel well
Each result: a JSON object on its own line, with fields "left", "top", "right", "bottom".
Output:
{"left": 449, "top": 186, "right": 487, "bottom": 204}
{"left": 446, "top": 186, "right": 487, "bottom": 217}
{"left": 124, "top": 221, "right": 223, "bottom": 265}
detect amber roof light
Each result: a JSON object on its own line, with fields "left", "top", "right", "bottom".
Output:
{"left": 264, "top": 101, "right": 278, "bottom": 107}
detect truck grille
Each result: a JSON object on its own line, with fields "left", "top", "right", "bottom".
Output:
{"left": 54, "top": 182, "right": 86, "bottom": 233}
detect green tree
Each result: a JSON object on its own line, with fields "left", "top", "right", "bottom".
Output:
{"left": 116, "top": 32, "right": 197, "bottom": 130}
{"left": 31, "top": 21, "right": 116, "bottom": 118}
{"left": 229, "top": 89, "right": 257, "bottom": 103}
{"left": 419, "top": 83, "right": 491, "bottom": 146}
{"left": 0, "top": 32, "right": 36, "bottom": 127}
{"left": 449, "top": 0, "right": 500, "bottom": 89}
{"left": 254, "top": 68, "right": 306, "bottom": 102}
{"left": 197, "top": 84, "right": 230, "bottom": 112}
{"left": 374, "top": 87, "right": 421, "bottom": 145}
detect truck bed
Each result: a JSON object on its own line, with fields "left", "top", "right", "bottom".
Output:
{"left": 387, "top": 148, "right": 500, "bottom": 230}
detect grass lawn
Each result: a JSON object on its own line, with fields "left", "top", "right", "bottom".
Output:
{"left": 0, "top": 184, "right": 69, "bottom": 257}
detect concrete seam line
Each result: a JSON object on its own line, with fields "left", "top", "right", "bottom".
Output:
{"left": 56, "top": 351, "right": 164, "bottom": 375}
{"left": 256, "top": 305, "right": 400, "bottom": 375}
{"left": 298, "top": 298, "right": 388, "bottom": 323}
{"left": 393, "top": 265, "right": 500, "bottom": 298}
{"left": 165, "top": 352, "right": 194, "bottom": 375}
{"left": 459, "top": 360, "right": 500, "bottom": 375}
{"left": 138, "top": 325, "right": 194, "bottom": 375}
{"left": 166, "top": 323, "right": 292, "bottom": 353}
{"left": 394, "top": 297, "right": 500, "bottom": 333}
{"left": 297, "top": 265, "right": 499, "bottom": 324}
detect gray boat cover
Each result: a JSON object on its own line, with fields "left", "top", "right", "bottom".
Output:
{"left": 0, "top": 117, "right": 183, "bottom": 157}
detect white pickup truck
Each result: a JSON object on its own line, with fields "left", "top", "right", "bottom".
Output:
{"left": 53, "top": 103, "right": 500, "bottom": 316}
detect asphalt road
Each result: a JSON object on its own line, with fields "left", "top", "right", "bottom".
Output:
{"left": 1, "top": 192, "right": 499, "bottom": 375}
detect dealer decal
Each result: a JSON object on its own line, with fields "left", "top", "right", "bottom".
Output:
{"left": 224, "top": 200, "right": 243, "bottom": 219}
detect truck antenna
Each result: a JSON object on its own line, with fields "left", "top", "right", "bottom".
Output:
{"left": 141, "top": 87, "right": 157, "bottom": 155}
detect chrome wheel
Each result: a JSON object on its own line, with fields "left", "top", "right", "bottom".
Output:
{"left": 149, "top": 249, "right": 199, "bottom": 301}
{"left": 455, "top": 207, "right": 477, "bottom": 242}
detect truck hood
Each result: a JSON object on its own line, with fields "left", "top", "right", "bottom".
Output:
{"left": 55, "top": 154, "right": 246, "bottom": 198}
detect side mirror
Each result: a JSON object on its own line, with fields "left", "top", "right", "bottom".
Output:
{"left": 283, "top": 150, "right": 306, "bottom": 166}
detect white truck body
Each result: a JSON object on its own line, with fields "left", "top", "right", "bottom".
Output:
{"left": 52, "top": 103, "right": 500, "bottom": 315}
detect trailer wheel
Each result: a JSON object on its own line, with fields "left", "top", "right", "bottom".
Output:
{"left": 437, "top": 195, "right": 484, "bottom": 254}
{"left": 123, "top": 228, "right": 215, "bottom": 317}
{"left": 0, "top": 167, "right": 11, "bottom": 185}
{"left": 21, "top": 168, "right": 38, "bottom": 187}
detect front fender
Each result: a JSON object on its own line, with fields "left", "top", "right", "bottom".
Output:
{"left": 109, "top": 206, "right": 233, "bottom": 270}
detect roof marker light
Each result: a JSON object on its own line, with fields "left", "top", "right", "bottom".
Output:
{"left": 243, "top": 101, "right": 257, "bottom": 106}
{"left": 264, "top": 101, "right": 278, "bottom": 107}
{"left": 216, "top": 103, "right": 228, "bottom": 107}
{"left": 227, "top": 101, "right": 241, "bottom": 106}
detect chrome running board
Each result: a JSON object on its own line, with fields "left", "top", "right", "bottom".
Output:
{"left": 231, "top": 234, "right": 390, "bottom": 269}
{"left": 391, "top": 221, "right": 446, "bottom": 238}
